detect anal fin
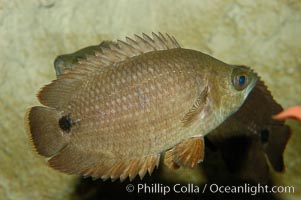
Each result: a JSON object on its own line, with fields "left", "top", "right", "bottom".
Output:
{"left": 49, "top": 145, "right": 161, "bottom": 182}
{"left": 101, "top": 155, "right": 160, "bottom": 182}
{"left": 164, "top": 137, "right": 205, "bottom": 169}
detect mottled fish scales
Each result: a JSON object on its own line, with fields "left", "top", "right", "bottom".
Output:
{"left": 25, "top": 33, "right": 258, "bottom": 181}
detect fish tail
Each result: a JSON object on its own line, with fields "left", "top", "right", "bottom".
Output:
{"left": 25, "top": 106, "right": 68, "bottom": 157}
{"left": 264, "top": 125, "right": 291, "bottom": 172}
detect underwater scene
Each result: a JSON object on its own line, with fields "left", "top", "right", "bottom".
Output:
{"left": 1, "top": 1, "right": 300, "bottom": 199}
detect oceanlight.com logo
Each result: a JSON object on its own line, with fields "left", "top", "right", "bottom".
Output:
{"left": 125, "top": 183, "right": 295, "bottom": 196}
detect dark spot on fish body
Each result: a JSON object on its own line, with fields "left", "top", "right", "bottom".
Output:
{"left": 59, "top": 115, "right": 73, "bottom": 133}
{"left": 260, "top": 129, "right": 269, "bottom": 144}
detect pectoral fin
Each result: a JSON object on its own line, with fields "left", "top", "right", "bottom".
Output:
{"left": 164, "top": 149, "right": 180, "bottom": 169}
{"left": 164, "top": 137, "right": 205, "bottom": 169}
{"left": 182, "top": 86, "right": 208, "bottom": 127}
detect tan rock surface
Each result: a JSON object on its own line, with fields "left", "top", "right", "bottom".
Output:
{"left": 0, "top": 0, "right": 300, "bottom": 199}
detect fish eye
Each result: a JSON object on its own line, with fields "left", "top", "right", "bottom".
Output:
{"left": 231, "top": 69, "right": 249, "bottom": 91}
{"left": 238, "top": 75, "right": 246, "bottom": 86}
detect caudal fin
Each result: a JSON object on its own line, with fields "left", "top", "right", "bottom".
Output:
{"left": 25, "top": 106, "right": 68, "bottom": 157}
{"left": 264, "top": 125, "right": 291, "bottom": 172}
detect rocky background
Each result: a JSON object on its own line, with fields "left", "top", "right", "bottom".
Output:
{"left": 0, "top": 0, "right": 300, "bottom": 199}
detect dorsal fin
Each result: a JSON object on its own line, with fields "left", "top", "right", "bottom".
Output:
{"left": 57, "top": 33, "right": 180, "bottom": 77}
{"left": 78, "top": 32, "right": 181, "bottom": 70}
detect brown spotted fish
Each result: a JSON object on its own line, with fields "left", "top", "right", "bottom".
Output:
{"left": 25, "top": 33, "right": 258, "bottom": 182}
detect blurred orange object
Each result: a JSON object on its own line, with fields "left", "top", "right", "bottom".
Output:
{"left": 273, "top": 106, "right": 301, "bottom": 121}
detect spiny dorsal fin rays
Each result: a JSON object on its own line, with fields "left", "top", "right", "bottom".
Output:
{"left": 142, "top": 33, "right": 155, "bottom": 44}
{"left": 100, "top": 47, "right": 128, "bottom": 61}
{"left": 151, "top": 33, "right": 167, "bottom": 50}
{"left": 134, "top": 34, "right": 157, "bottom": 51}
{"left": 169, "top": 34, "right": 180, "bottom": 48}
{"left": 125, "top": 36, "right": 138, "bottom": 45}
{"left": 118, "top": 32, "right": 179, "bottom": 52}
{"left": 117, "top": 39, "right": 139, "bottom": 55}
{"left": 158, "top": 32, "right": 175, "bottom": 49}
{"left": 58, "top": 33, "right": 180, "bottom": 81}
